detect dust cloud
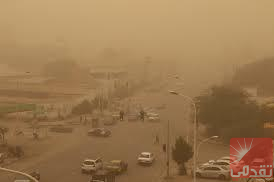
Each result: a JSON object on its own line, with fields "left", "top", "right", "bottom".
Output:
{"left": 1, "top": 0, "right": 274, "bottom": 93}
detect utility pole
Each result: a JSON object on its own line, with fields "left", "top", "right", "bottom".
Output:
{"left": 16, "top": 81, "right": 19, "bottom": 122}
{"left": 166, "top": 120, "right": 170, "bottom": 178}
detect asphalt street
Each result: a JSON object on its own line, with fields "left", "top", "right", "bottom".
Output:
{"left": 0, "top": 92, "right": 230, "bottom": 182}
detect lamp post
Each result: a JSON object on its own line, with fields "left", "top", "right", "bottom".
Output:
{"left": 0, "top": 167, "right": 39, "bottom": 182}
{"left": 196, "top": 136, "right": 219, "bottom": 163}
{"left": 169, "top": 90, "right": 197, "bottom": 182}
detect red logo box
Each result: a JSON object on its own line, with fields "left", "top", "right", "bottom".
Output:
{"left": 230, "top": 138, "right": 273, "bottom": 178}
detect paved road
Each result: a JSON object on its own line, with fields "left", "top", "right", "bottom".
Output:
{"left": 0, "top": 91, "right": 230, "bottom": 182}
{"left": 1, "top": 121, "right": 168, "bottom": 182}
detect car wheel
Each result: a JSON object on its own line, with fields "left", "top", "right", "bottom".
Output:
{"left": 219, "top": 174, "right": 226, "bottom": 180}
{"left": 196, "top": 173, "right": 201, "bottom": 178}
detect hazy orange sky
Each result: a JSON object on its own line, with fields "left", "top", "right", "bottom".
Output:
{"left": 1, "top": 0, "right": 274, "bottom": 90}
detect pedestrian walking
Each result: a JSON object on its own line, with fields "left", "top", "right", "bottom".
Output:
{"left": 154, "top": 134, "right": 159, "bottom": 144}
{"left": 119, "top": 110, "right": 124, "bottom": 121}
{"left": 140, "top": 110, "right": 145, "bottom": 122}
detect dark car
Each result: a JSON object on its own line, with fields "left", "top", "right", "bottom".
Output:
{"left": 105, "top": 160, "right": 128, "bottom": 174}
{"left": 88, "top": 128, "right": 111, "bottom": 137}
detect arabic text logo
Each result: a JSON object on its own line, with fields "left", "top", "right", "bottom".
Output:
{"left": 230, "top": 138, "right": 273, "bottom": 178}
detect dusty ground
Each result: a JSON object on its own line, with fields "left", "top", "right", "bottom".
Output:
{"left": 0, "top": 88, "right": 231, "bottom": 182}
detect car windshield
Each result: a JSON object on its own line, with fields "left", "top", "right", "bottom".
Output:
{"left": 140, "top": 154, "right": 150, "bottom": 158}
{"left": 84, "top": 161, "right": 95, "bottom": 166}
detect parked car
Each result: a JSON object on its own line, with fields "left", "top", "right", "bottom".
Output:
{"left": 137, "top": 152, "right": 155, "bottom": 165}
{"left": 88, "top": 128, "right": 111, "bottom": 137}
{"left": 81, "top": 158, "right": 103, "bottom": 174}
{"left": 105, "top": 160, "right": 128, "bottom": 174}
{"left": 215, "top": 158, "right": 244, "bottom": 174}
{"left": 195, "top": 165, "right": 230, "bottom": 180}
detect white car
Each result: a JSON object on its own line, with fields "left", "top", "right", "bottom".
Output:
{"left": 216, "top": 158, "right": 244, "bottom": 174}
{"left": 195, "top": 165, "right": 230, "bottom": 180}
{"left": 138, "top": 152, "right": 155, "bottom": 165}
{"left": 147, "top": 113, "right": 160, "bottom": 122}
{"left": 81, "top": 158, "right": 103, "bottom": 173}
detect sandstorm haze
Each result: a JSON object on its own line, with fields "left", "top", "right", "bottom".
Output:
{"left": 1, "top": 0, "right": 274, "bottom": 93}
{"left": 1, "top": 2, "right": 274, "bottom": 182}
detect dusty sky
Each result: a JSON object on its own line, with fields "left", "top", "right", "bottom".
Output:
{"left": 1, "top": 0, "right": 274, "bottom": 90}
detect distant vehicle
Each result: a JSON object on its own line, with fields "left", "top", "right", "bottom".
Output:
{"left": 88, "top": 128, "right": 111, "bottom": 137}
{"left": 89, "top": 170, "right": 115, "bottom": 182}
{"left": 147, "top": 113, "right": 160, "bottom": 122}
{"left": 137, "top": 152, "right": 155, "bottom": 165}
{"left": 81, "top": 158, "right": 103, "bottom": 174}
{"left": 195, "top": 165, "right": 230, "bottom": 180}
{"left": 105, "top": 160, "right": 128, "bottom": 174}
{"left": 127, "top": 113, "right": 138, "bottom": 122}
{"left": 202, "top": 159, "right": 242, "bottom": 174}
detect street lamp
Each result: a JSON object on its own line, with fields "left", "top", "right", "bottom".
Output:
{"left": 168, "top": 90, "right": 197, "bottom": 182}
{"left": 0, "top": 167, "right": 39, "bottom": 182}
{"left": 196, "top": 136, "right": 219, "bottom": 163}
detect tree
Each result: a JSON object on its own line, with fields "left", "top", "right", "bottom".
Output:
{"left": 71, "top": 100, "right": 94, "bottom": 115}
{"left": 172, "top": 136, "right": 193, "bottom": 175}
{"left": 196, "top": 85, "right": 263, "bottom": 143}
{"left": 92, "top": 94, "right": 109, "bottom": 112}
{"left": 232, "top": 58, "right": 274, "bottom": 96}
